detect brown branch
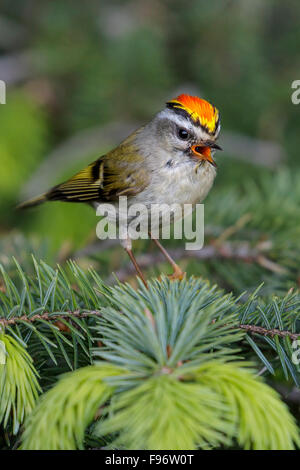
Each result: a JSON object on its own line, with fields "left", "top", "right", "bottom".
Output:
{"left": 1, "top": 308, "right": 299, "bottom": 341}
{"left": 239, "top": 324, "right": 300, "bottom": 341}
{"left": 0, "top": 309, "right": 101, "bottom": 328}
{"left": 214, "top": 213, "right": 253, "bottom": 246}
{"left": 112, "top": 241, "right": 287, "bottom": 283}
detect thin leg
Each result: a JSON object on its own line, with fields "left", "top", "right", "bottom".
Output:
{"left": 124, "top": 247, "right": 148, "bottom": 288}
{"left": 149, "top": 233, "right": 186, "bottom": 280}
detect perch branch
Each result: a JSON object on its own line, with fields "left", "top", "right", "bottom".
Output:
{"left": 112, "top": 241, "right": 287, "bottom": 283}
{"left": 239, "top": 324, "right": 300, "bottom": 341}
{"left": 1, "top": 309, "right": 299, "bottom": 340}
{"left": 0, "top": 310, "right": 102, "bottom": 328}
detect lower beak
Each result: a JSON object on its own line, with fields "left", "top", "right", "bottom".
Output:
{"left": 191, "top": 145, "right": 217, "bottom": 168}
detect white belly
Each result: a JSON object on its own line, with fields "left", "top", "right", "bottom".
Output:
{"left": 133, "top": 160, "right": 216, "bottom": 207}
{"left": 95, "top": 161, "right": 216, "bottom": 239}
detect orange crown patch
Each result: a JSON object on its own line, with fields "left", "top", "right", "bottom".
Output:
{"left": 167, "top": 94, "right": 219, "bottom": 134}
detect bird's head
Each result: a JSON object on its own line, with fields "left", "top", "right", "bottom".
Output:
{"left": 149, "top": 94, "right": 222, "bottom": 167}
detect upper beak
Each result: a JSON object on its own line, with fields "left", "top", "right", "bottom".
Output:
{"left": 211, "top": 143, "right": 223, "bottom": 151}
{"left": 191, "top": 145, "right": 217, "bottom": 168}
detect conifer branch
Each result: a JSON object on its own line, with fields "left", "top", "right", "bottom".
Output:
{"left": 238, "top": 324, "right": 300, "bottom": 341}
{"left": 1, "top": 309, "right": 299, "bottom": 342}
{"left": 1, "top": 257, "right": 300, "bottom": 450}
{"left": 112, "top": 241, "right": 287, "bottom": 282}
{"left": 0, "top": 309, "right": 102, "bottom": 328}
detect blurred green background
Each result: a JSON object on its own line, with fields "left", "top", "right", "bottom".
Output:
{"left": 0, "top": 0, "right": 299, "bottom": 292}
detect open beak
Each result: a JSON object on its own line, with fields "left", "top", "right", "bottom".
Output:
{"left": 191, "top": 145, "right": 217, "bottom": 168}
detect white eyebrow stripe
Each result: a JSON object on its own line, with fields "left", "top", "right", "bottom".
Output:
{"left": 158, "top": 109, "right": 215, "bottom": 142}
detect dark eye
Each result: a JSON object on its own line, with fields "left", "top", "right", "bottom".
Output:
{"left": 177, "top": 128, "right": 189, "bottom": 140}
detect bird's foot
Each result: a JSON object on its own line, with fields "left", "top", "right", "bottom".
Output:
{"left": 168, "top": 265, "right": 186, "bottom": 281}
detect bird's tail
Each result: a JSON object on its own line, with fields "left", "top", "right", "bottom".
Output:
{"left": 17, "top": 193, "right": 48, "bottom": 210}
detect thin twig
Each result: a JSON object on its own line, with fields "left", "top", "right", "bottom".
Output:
{"left": 1, "top": 309, "right": 299, "bottom": 341}
{"left": 256, "top": 366, "right": 268, "bottom": 377}
{"left": 214, "top": 213, "right": 252, "bottom": 247}
{"left": 0, "top": 309, "right": 102, "bottom": 327}
{"left": 111, "top": 242, "right": 286, "bottom": 282}
{"left": 239, "top": 324, "right": 300, "bottom": 341}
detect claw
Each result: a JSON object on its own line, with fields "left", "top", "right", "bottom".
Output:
{"left": 168, "top": 265, "right": 186, "bottom": 281}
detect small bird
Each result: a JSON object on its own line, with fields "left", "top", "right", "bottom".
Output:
{"left": 18, "top": 94, "right": 222, "bottom": 287}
